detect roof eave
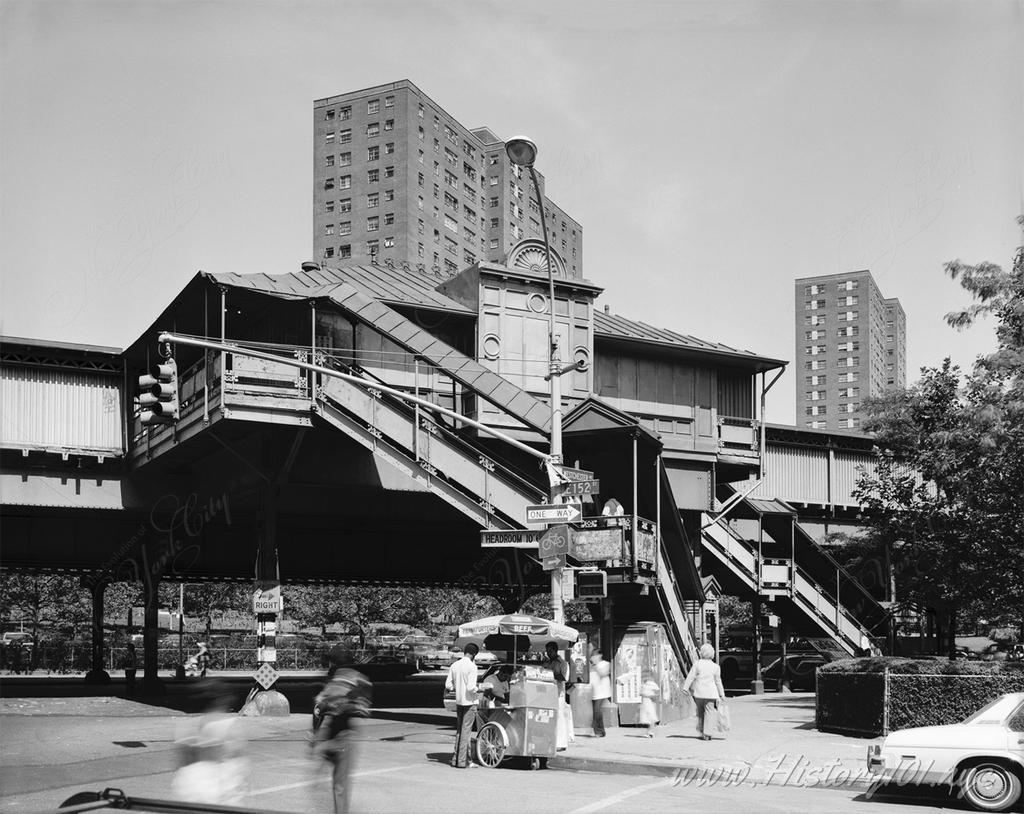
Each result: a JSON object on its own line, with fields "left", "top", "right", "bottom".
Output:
{"left": 595, "top": 331, "right": 786, "bottom": 372}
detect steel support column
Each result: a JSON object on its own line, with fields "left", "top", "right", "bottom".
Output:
{"left": 83, "top": 575, "right": 111, "bottom": 685}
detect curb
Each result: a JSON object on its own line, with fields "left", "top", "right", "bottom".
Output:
{"left": 550, "top": 754, "right": 688, "bottom": 777}
{"left": 548, "top": 753, "right": 877, "bottom": 792}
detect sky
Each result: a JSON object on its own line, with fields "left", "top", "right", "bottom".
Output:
{"left": 1, "top": 0, "right": 1020, "bottom": 423}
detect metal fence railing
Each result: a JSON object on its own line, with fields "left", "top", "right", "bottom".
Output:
{"left": 4, "top": 645, "right": 392, "bottom": 674}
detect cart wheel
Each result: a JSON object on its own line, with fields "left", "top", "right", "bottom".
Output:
{"left": 530, "top": 758, "right": 541, "bottom": 771}
{"left": 475, "top": 722, "right": 507, "bottom": 768}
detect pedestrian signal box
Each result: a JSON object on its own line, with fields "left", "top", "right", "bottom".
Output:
{"left": 576, "top": 569, "right": 607, "bottom": 599}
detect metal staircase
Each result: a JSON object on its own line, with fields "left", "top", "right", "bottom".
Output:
{"left": 314, "top": 358, "right": 547, "bottom": 531}
{"left": 654, "top": 535, "right": 701, "bottom": 672}
{"left": 701, "top": 514, "right": 880, "bottom": 656}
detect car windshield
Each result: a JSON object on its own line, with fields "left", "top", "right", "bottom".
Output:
{"left": 963, "top": 695, "right": 1023, "bottom": 724}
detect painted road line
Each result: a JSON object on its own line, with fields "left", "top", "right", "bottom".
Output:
{"left": 567, "top": 778, "right": 675, "bottom": 814}
{"left": 249, "top": 763, "right": 418, "bottom": 797}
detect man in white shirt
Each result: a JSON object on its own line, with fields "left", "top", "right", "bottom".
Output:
{"left": 445, "top": 643, "right": 480, "bottom": 768}
{"left": 589, "top": 649, "right": 611, "bottom": 737}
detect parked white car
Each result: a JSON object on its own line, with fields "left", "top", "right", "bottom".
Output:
{"left": 867, "top": 692, "right": 1024, "bottom": 812}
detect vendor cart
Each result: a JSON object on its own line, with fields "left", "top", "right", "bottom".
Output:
{"left": 473, "top": 664, "right": 559, "bottom": 770}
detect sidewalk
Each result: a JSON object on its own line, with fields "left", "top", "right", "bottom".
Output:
{"left": 552, "top": 693, "right": 880, "bottom": 788}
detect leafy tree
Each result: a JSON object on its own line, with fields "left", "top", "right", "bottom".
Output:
{"left": 286, "top": 584, "right": 355, "bottom": 638}
{"left": 717, "top": 595, "right": 752, "bottom": 634}
{"left": 855, "top": 226, "right": 1024, "bottom": 653}
{"left": 0, "top": 573, "right": 91, "bottom": 667}
{"left": 184, "top": 582, "right": 251, "bottom": 640}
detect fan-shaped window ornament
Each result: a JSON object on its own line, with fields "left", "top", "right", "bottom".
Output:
{"left": 508, "top": 239, "right": 566, "bottom": 277}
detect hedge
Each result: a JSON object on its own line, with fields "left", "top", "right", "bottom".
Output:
{"left": 817, "top": 658, "right": 1024, "bottom": 736}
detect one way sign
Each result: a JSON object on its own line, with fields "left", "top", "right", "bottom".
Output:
{"left": 526, "top": 503, "right": 582, "bottom": 524}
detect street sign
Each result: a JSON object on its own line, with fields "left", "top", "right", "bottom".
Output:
{"left": 538, "top": 524, "right": 570, "bottom": 558}
{"left": 254, "top": 662, "right": 279, "bottom": 690}
{"left": 557, "top": 466, "right": 595, "bottom": 483}
{"left": 542, "top": 554, "right": 567, "bottom": 571}
{"left": 253, "top": 585, "right": 283, "bottom": 614}
{"left": 480, "top": 529, "right": 543, "bottom": 548}
{"left": 526, "top": 503, "right": 582, "bottom": 524}
{"left": 555, "top": 479, "right": 600, "bottom": 498}
{"left": 561, "top": 569, "right": 575, "bottom": 600}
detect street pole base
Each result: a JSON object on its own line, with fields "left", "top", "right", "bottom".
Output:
{"left": 239, "top": 688, "right": 290, "bottom": 717}
{"left": 83, "top": 669, "right": 110, "bottom": 685}
{"left": 749, "top": 679, "right": 765, "bottom": 695}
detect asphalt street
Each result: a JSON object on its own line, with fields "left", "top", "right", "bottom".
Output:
{"left": 0, "top": 683, "right": 976, "bottom": 814}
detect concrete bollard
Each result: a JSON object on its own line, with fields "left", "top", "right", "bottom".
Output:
{"left": 239, "top": 689, "right": 290, "bottom": 716}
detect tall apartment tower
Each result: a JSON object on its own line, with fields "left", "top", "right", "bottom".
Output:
{"left": 313, "top": 80, "right": 583, "bottom": 278}
{"left": 794, "top": 270, "right": 907, "bottom": 430}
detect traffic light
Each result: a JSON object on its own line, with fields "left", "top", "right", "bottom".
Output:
{"left": 138, "top": 359, "right": 179, "bottom": 425}
{"left": 576, "top": 569, "right": 607, "bottom": 599}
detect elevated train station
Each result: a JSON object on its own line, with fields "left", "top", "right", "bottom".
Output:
{"left": 1, "top": 247, "right": 889, "bottom": 689}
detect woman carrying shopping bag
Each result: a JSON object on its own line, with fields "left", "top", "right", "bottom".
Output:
{"left": 682, "top": 643, "right": 727, "bottom": 741}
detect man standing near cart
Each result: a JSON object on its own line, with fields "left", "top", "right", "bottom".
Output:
{"left": 445, "top": 642, "right": 480, "bottom": 768}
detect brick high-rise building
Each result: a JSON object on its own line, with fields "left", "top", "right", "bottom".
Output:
{"left": 794, "top": 270, "right": 906, "bottom": 430}
{"left": 313, "top": 80, "right": 583, "bottom": 278}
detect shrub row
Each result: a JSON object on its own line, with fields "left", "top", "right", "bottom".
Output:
{"left": 820, "top": 656, "right": 1024, "bottom": 675}
{"left": 817, "top": 658, "right": 1024, "bottom": 736}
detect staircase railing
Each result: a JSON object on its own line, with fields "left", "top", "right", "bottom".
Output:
{"left": 700, "top": 513, "right": 873, "bottom": 656}
{"left": 654, "top": 535, "right": 700, "bottom": 673}
{"left": 315, "top": 354, "right": 546, "bottom": 528}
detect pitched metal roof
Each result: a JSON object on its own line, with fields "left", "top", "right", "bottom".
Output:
{"left": 202, "top": 270, "right": 550, "bottom": 434}
{"left": 205, "top": 265, "right": 473, "bottom": 314}
{"left": 594, "top": 311, "right": 785, "bottom": 371}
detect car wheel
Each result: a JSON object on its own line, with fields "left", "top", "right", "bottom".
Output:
{"left": 721, "top": 661, "right": 738, "bottom": 685}
{"left": 959, "top": 761, "right": 1022, "bottom": 812}
{"left": 475, "top": 722, "right": 507, "bottom": 768}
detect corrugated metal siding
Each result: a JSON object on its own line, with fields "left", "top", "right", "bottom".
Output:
{"left": 717, "top": 371, "right": 752, "bottom": 418}
{"left": 1, "top": 367, "right": 122, "bottom": 453}
{"left": 833, "top": 451, "right": 876, "bottom": 506}
{"left": 754, "top": 444, "right": 830, "bottom": 504}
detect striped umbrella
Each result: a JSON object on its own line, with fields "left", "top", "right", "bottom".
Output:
{"left": 454, "top": 614, "right": 579, "bottom": 653}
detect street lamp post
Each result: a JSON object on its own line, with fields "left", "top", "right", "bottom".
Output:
{"left": 506, "top": 136, "right": 567, "bottom": 624}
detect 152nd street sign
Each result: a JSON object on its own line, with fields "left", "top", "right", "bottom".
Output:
{"left": 554, "top": 478, "right": 600, "bottom": 499}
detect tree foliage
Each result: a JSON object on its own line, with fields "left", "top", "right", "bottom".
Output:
{"left": 855, "top": 226, "right": 1024, "bottom": 647}
{"left": 0, "top": 573, "right": 91, "bottom": 665}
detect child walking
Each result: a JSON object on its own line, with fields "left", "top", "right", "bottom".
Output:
{"left": 639, "top": 674, "right": 661, "bottom": 737}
